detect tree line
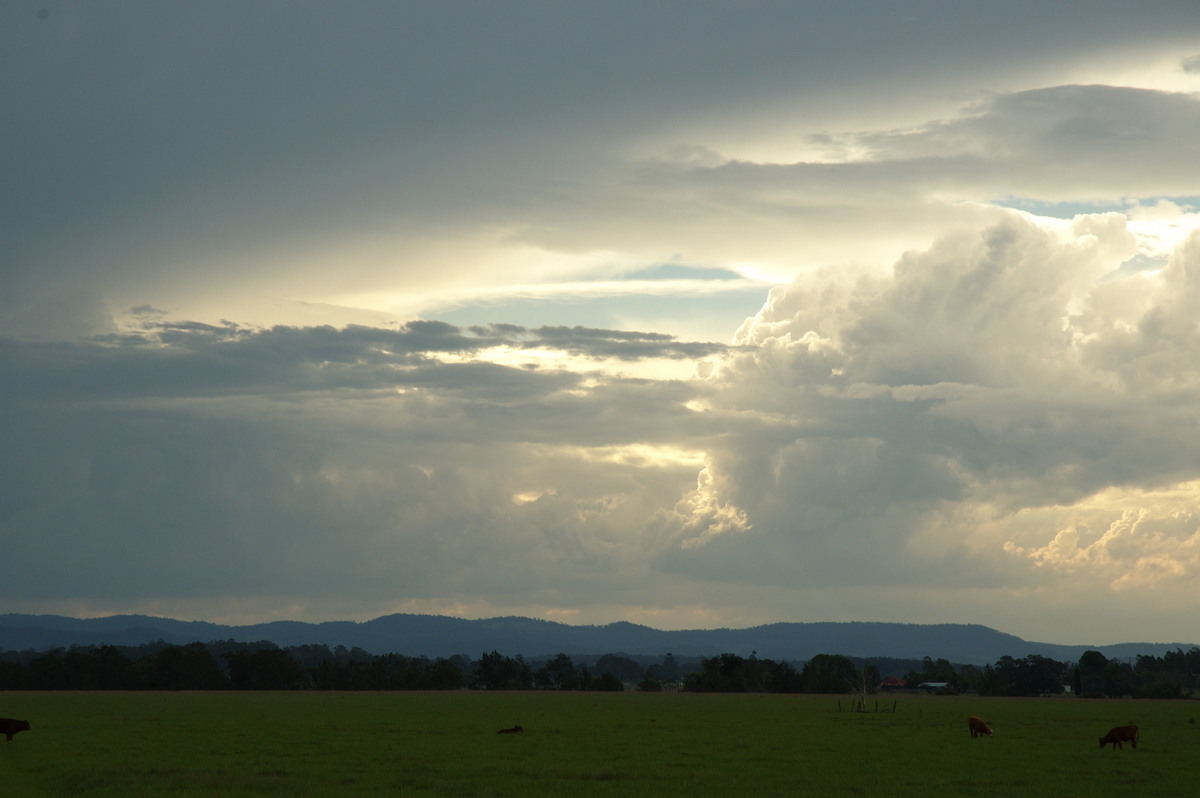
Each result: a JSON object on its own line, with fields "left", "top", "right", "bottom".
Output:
{"left": 0, "top": 640, "right": 682, "bottom": 692}
{"left": 1, "top": 639, "right": 1197, "bottom": 697}
{"left": 892, "top": 648, "right": 1200, "bottom": 698}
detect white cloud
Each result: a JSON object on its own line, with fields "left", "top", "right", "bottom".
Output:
{"left": 994, "top": 482, "right": 1200, "bottom": 611}
{"left": 654, "top": 215, "right": 1200, "bottom": 627}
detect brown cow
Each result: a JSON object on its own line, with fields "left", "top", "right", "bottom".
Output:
{"left": 0, "top": 718, "right": 30, "bottom": 742}
{"left": 967, "top": 716, "right": 993, "bottom": 738}
{"left": 1099, "top": 725, "right": 1138, "bottom": 750}
{"left": 496, "top": 725, "right": 524, "bottom": 734}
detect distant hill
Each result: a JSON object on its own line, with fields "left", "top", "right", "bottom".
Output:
{"left": 0, "top": 613, "right": 1193, "bottom": 666}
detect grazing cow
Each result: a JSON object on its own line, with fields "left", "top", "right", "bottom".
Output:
{"left": 967, "top": 716, "right": 993, "bottom": 738}
{"left": 0, "top": 718, "right": 30, "bottom": 742}
{"left": 496, "top": 725, "right": 524, "bottom": 734}
{"left": 1099, "top": 725, "right": 1138, "bottom": 750}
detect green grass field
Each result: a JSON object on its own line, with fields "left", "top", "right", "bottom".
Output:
{"left": 1, "top": 691, "right": 1198, "bottom": 797}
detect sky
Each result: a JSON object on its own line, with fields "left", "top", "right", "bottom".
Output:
{"left": 4, "top": 1, "right": 1200, "bottom": 647}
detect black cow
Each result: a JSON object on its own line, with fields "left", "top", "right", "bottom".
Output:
{"left": 0, "top": 718, "right": 30, "bottom": 742}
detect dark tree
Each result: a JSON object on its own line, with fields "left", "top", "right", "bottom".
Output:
{"left": 765, "top": 659, "right": 804, "bottom": 692}
{"left": 645, "top": 653, "right": 682, "bottom": 685}
{"left": 225, "top": 647, "right": 305, "bottom": 690}
{"left": 535, "top": 653, "right": 581, "bottom": 690}
{"left": 590, "top": 672, "right": 624, "bottom": 691}
{"left": 683, "top": 653, "right": 796, "bottom": 692}
{"left": 799, "top": 654, "right": 858, "bottom": 693}
{"left": 142, "top": 643, "right": 228, "bottom": 690}
{"left": 1075, "top": 650, "right": 1109, "bottom": 697}
{"left": 473, "top": 651, "right": 532, "bottom": 690}
{"left": 637, "top": 676, "right": 662, "bottom": 692}
{"left": 987, "top": 654, "right": 1067, "bottom": 697}
{"left": 593, "top": 654, "right": 644, "bottom": 684}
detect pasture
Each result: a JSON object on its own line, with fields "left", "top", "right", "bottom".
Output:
{"left": 1, "top": 691, "right": 1198, "bottom": 796}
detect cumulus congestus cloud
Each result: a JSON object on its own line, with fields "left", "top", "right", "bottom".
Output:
{"left": 660, "top": 214, "right": 1200, "bottom": 606}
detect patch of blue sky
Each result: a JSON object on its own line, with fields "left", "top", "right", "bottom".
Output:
{"left": 620, "top": 263, "right": 745, "bottom": 281}
{"left": 432, "top": 285, "right": 769, "bottom": 344}
{"left": 994, "top": 196, "right": 1200, "bottom": 219}
{"left": 1101, "top": 253, "right": 1174, "bottom": 282}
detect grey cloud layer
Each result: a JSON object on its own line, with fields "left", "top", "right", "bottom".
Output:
{"left": 0, "top": 321, "right": 718, "bottom": 601}
{"left": 2, "top": 320, "right": 726, "bottom": 399}
{"left": 6, "top": 2, "right": 1200, "bottom": 338}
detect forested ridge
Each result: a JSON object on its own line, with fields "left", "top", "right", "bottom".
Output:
{"left": 2, "top": 640, "right": 1197, "bottom": 698}
{"left": 4, "top": 614, "right": 1191, "bottom": 665}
